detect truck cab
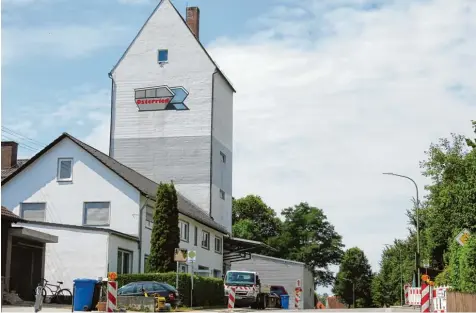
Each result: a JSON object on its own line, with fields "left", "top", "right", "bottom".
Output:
{"left": 224, "top": 270, "right": 274, "bottom": 309}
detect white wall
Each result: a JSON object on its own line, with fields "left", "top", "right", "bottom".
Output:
{"left": 211, "top": 72, "right": 234, "bottom": 233}
{"left": 108, "top": 234, "right": 140, "bottom": 274}
{"left": 110, "top": 0, "right": 217, "bottom": 215}
{"left": 21, "top": 224, "right": 109, "bottom": 291}
{"left": 1, "top": 138, "right": 141, "bottom": 236}
{"left": 141, "top": 212, "right": 223, "bottom": 277}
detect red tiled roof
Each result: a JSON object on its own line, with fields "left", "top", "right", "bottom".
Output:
{"left": 1, "top": 206, "right": 24, "bottom": 222}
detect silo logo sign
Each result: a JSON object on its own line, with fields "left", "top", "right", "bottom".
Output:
{"left": 134, "top": 85, "right": 189, "bottom": 111}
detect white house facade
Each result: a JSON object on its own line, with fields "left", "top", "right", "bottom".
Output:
{"left": 109, "top": 0, "right": 234, "bottom": 234}
{"left": 1, "top": 133, "right": 227, "bottom": 291}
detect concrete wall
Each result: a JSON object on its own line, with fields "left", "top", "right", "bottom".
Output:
{"left": 230, "top": 254, "right": 314, "bottom": 309}
{"left": 20, "top": 224, "right": 109, "bottom": 291}
{"left": 210, "top": 72, "right": 233, "bottom": 233}
{"left": 1, "top": 138, "right": 141, "bottom": 236}
{"left": 110, "top": 0, "right": 216, "bottom": 214}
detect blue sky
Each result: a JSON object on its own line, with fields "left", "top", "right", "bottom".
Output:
{"left": 2, "top": 0, "right": 475, "bottom": 293}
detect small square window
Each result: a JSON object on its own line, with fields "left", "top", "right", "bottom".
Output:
{"left": 158, "top": 49, "right": 168, "bottom": 63}
{"left": 220, "top": 189, "right": 225, "bottom": 200}
{"left": 83, "top": 202, "right": 110, "bottom": 226}
{"left": 21, "top": 203, "right": 46, "bottom": 222}
{"left": 145, "top": 206, "right": 154, "bottom": 229}
{"left": 57, "top": 158, "right": 73, "bottom": 182}
{"left": 220, "top": 152, "right": 226, "bottom": 163}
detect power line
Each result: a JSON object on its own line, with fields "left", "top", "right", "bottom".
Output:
{"left": 1, "top": 126, "right": 46, "bottom": 148}
{"left": 1, "top": 133, "right": 40, "bottom": 153}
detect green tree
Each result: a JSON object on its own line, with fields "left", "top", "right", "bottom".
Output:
{"left": 270, "top": 202, "right": 344, "bottom": 286}
{"left": 420, "top": 129, "right": 476, "bottom": 269}
{"left": 148, "top": 182, "right": 180, "bottom": 272}
{"left": 232, "top": 195, "right": 282, "bottom": 242}
{"left": 333, "top": 247, "right": 373, "bottom": 308}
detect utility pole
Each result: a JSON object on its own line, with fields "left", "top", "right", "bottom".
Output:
{"left": 383, "top": 172, "right": 421, "bottom": 288}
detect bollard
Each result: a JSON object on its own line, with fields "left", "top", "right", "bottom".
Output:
{"left": 421, "top": 283, "right": 430, "bottom": 313}
{"left": 227, "top": 287, "right": 236, "bottom": 312}
{"left": 106, "top": 281, "right": 117, "bottom": 312}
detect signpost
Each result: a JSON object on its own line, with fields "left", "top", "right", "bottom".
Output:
{"left": 187, "top": 251, "right": 197, "bottom": 308}
{"left": 174, "top": 248, "right": 188, "bottom": 289}
{"left": 455, "top": 229, "right": 471, "bottom": 246}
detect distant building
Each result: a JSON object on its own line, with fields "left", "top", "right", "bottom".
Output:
{"left": 109, "top": 0, "right": 235, "bottom": 233}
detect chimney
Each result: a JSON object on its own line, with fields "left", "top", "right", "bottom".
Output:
{"left": 186, "top": 7, "right": 200, "bottom": 40}
{"left": 2, "top": 141, "right": 18, "bottom": 169}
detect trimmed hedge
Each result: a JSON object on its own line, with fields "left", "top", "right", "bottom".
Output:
{"left": 117, "top": 272, "right": 224, "bottom": 307}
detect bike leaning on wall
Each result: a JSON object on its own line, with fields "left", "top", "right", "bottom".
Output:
{"left": 33, "top": 279, "right": 72, "bottom": 305}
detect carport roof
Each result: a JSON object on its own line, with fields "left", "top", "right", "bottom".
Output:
{"left": 223, "top": 236, "right": 276, "bottom": 263}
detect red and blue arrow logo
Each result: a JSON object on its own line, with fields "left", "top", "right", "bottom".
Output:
{"left": 134, "top": 85, "right": 189, "bottom": 111}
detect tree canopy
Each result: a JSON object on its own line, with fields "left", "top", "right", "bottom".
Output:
{"left": 232, "top": 198, "right": 344, "bottom": 287}
{"left": 333, "top": 247, "right": 373, "bottom": 308}
{"left": 372, "top": 121, "right": 476, "bottom": 300}
{"left": 147, "top": 182, "right": 180, "bottom": 272}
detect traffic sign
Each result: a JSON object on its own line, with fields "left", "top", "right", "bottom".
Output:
{"left": 456, "top": 229, "right": 471, "bottom": 246}
{"left": 187, "top": 250, "right": 197, "bottom": 263}
{"left": 174, "top": 248, "right": 188, "bottom": 262}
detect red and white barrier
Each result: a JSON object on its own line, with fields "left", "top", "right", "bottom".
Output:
{"left": 106, "top": 281, "right": 117, "bottom": 312}
{"left": 432, "top": 286, "right": 449, "bottom": 313}
{"left": 404, "top": 284, "right": 410, "bottom": 305}
{"left": 421, "top": 283, "right": 430, "bottom": 312}
{"left": 408, "top": 287, "right": 421, "bottom": 306}
{"left": 228, "top": 286, "right": 236, "bottom": 311}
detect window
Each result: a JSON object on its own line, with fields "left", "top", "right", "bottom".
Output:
{"left": 57, "top": 158, "right": 73, "bottom": 181}
{"left": 20, "top": 203, "right": 46, "bottom": 222}
{"left": 220, "top": 151, "right": 226, "bottom": 163}
{"left": 201, "top": 230, "right": 210, "bottom": 249}
{"left": 145, "top": 206, "right": 154, "bottom": 229}
{"left": 214, "top": 237, "right": 222, "bottom": 254}
{"left": 197, "top": 265, "right": 210, "bottom": 277}
{"left": 194, "top": 226, "right": 198, "bottom": 246}
{"left": 179, "top": 220, "right": 189, "bottom": 242}
{"left": 158, "top": 49, "right": 168, "bottom": 63}
{"left": 83, "top": 202, "right": 110, "bottom": 226}
{"left": 220, "top": 189, "right": 225, "bottom": 200}
{"left": 144, "top": 254, "right": 150, "bottom": 273}
{"left": 117, "top": 249, "right": 132, "bottom": 274}
{"left": 213, "top": 269, "right": 222, "bottom": 278}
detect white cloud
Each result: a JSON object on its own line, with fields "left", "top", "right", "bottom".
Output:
{"left": 2, "top": 24, "right": 130, "bottom": 65}
{"left": 82, "top": 0, "right": 475, "bottom": 291}
{"left": 205, "top": 0, "right": 475, "bottom": 279}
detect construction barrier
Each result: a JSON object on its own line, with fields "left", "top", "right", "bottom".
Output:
{"left": 432, "top": 286, "right": 449, "bottom": 313}
{"left": 106, "top": 281, "right": 118, "bottom": 312}
{"left": 404, "top": 284, "right": 410, "bottom": 305}
{"left": 421, "top": 283, "right": 430, "bottom": 312}
{"left": 408, "top": 287, "right": 421, "bottom": 306}
{"left": 228, "top": 286, "right": 236, "bottom": 311}
{"left": 295, "top": 279, "right": 302, "bottom": 309}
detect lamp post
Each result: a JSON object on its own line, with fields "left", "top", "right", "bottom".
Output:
{"left": 382, "top": 172, "right": 421, "bottom": 288}
{"left": 384, "top": 243, "right": 403, "bottom": 306}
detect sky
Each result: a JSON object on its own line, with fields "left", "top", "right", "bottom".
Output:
{"left": 2, "top": 0, "right": 476, "bottom": 294}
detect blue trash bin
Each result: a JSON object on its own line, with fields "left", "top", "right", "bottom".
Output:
{"left": 73, "top": 278, "right": 98, "bottom": 311}
{"left": 280, "top": 294, "right": 290, "bottom": 309}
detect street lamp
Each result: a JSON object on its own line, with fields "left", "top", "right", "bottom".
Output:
{"left": 382, "top": 172, "right": 421, "bottom": 287}
{"left": 384, "top": 243, "right": 403, "bottom": 306}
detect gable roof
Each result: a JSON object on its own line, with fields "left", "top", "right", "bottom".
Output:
{"left": 2, "top": 206, "right": 25, "bottom": 223}
{"left": 109, "top": 0, "right": 235, "bottom": 93}
{"left": 2, "top": 159, "right": 29, "bottom": 181}
{"left": 1, "top": 133, "right": 228, "bottom": 234}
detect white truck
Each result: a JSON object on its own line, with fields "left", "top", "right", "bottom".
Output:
{"left": 223, "top": 270, "right": 280, "bottom": 309}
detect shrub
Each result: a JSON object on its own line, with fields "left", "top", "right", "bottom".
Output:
{"left": 117, "top": 272, "right": 224, "bottom": 307}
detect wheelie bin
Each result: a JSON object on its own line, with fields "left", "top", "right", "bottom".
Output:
{"left": 72, "top": 278, "right": 98, "bottom": 311}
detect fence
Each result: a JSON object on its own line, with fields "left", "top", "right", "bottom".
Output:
{"left": 447, "top": 292, "right": 476, "bottom": 312}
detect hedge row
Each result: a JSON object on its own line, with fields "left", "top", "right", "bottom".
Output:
{"left": 117, "top": 272, "right": 225, "bottom": 307}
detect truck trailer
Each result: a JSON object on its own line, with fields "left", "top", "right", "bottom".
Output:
{"left": 229, "top": 253, "right": 315, "bottom": 309}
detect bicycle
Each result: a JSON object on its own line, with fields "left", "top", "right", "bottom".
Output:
{"left": 34, "top": 278, "right": 72, "bottom": 304}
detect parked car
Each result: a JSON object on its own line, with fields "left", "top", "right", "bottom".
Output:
{"left": 270, "top": 285, "right": 288, "bottom": 308}
{"left": 117, "top": 281, "right": 180, "bottom": 307}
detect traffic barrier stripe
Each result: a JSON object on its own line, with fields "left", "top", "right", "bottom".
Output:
{"left": 228, "top": 287, "right": 236, "bottom": 311}
{"left": 106, "top": 281, "right": 117, "bottom": 312}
